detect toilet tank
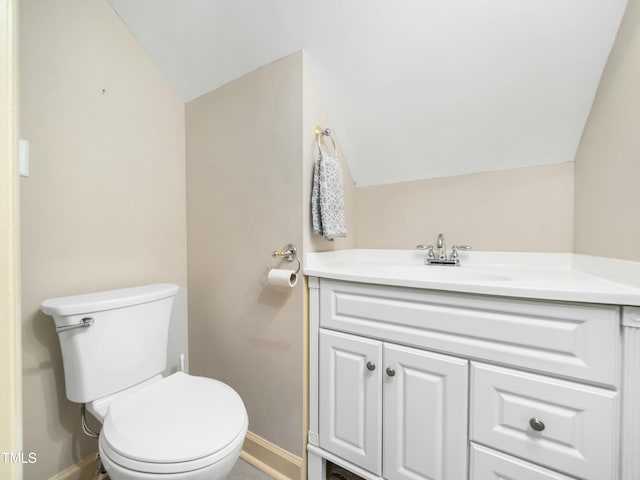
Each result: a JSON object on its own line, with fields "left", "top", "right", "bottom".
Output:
{"left": 41, "top": 284, "right": 179, "bottom": 404}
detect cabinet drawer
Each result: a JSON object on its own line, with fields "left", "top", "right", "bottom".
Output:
{"left": 470, "top": 443, "right": 576, "bottom": 480}
{"left": 470, "top": 363, "right": 618, "bottom": 480}
{"left": 319, "top": 279, "right": 619, "bottom": 386}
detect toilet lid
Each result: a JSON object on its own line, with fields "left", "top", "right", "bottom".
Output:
{"left": 102, "top": 372, "right": 247, "bottom": 464}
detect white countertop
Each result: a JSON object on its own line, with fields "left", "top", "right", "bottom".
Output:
{"left": 303, "top": 249, "right": 640, "bottom": 306}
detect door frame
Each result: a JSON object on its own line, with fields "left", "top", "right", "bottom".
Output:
{"left": 0, "top": 0, "right": 22, "bottom": 478}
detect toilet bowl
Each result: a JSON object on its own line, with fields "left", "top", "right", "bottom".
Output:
{"left": 97, "top": 373, "right": 248, "bottom": 480}
{"left": 41, "top": 284, "right": 248, "bottom": 480}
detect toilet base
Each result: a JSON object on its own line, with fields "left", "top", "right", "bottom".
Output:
{"left": 99, "top": 441, "right": 243, "bottom": 480}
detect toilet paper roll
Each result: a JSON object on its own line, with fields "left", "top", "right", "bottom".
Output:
{"left": 267, "top": 268, "right": 298, "bottom": 287}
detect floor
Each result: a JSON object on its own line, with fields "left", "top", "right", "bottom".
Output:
{"left": 227, "top": 459, "right": 273, "bottom": 480}
{"left": 97, "top": 459, "right": 272, "bottom": 480}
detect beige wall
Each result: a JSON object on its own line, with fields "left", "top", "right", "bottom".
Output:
{"left": 1, "top": 0, "right": 22, "bottom": 479}
{"left": 354, "top": 162, "right": 574, "bottom": 252}
{"left": 186, "top": 53, "right": 305, "bottom": 456}
{"left": 19, "top": 0, "right": 187, "bottom": 478}
{"left": 187, "top": 51, "right": 358, "bottom": 467}
{"left": 574, "top": 0, "right": 640, "bottom": 261}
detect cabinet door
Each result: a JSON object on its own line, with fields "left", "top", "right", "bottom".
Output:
{"left": 319, "top": 330, "right": 382, "bottom": 475}
{"left": 383, "top": 343, "right": 468, "bottom": 480}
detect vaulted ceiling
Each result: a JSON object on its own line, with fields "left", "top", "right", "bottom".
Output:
{"left": 109, "top": 0, "right": 627, "bottom": 186}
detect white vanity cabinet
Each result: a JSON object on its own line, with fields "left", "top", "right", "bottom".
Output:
{"left": 319, "top": 329, "right": 468, "bottom": 480}
{"left": 307, "top": 277, "right": 625, "bottom": 480}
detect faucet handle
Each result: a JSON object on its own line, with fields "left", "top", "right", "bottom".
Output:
{"left": 416, "top": 245, "right": 435, "bottom": 259}
{"left": 450, "top": 244, "right": 472, "bottom": 261}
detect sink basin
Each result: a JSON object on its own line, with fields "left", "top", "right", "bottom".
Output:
{"left": 357, "top": 264, "right": 512, "bottom": 282}
{"left": 417, "top": 266, "right": 512, "bottom": 282}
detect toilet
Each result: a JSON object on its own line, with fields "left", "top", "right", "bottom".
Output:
{"left": 42, "top": 284, "right": 248, "bottom": 480}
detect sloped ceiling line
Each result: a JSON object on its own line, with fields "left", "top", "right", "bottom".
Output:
{"left": 109, "top": 0, "right": 628, "bottom": 186}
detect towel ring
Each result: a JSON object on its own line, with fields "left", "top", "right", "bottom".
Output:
{"left": 315, "top": 125, "right": 337, "bottom": 158}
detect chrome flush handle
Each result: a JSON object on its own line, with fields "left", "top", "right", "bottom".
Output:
{"left": 56, "top": 317, "right": 94, "bottom": 333}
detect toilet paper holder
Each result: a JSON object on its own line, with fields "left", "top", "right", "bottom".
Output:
{"left": 268, "top": 244, "right": 301, "bottom": 274}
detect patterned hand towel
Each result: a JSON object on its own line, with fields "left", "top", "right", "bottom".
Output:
{"left": 311, "top": 152, "right": 347, "bottom": 241}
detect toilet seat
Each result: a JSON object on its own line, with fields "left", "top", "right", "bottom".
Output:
{"left": 100, "top": 372, "right": 248, "bottom": 474}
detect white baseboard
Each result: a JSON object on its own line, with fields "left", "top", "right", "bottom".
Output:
{"left": 241, "top": 431, "right": 304, "bottom": 480}
{"left": 48, "top": 452, "right": 101, "bottom": 480}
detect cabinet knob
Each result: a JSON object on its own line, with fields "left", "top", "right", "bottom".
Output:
{"left": 366, "top": 361, "right": 376, "bottom": 371}
{"left": 529, "top": 417, "right": 545, "bottom": 432}
{"left": 386, "top": 367, "right": 396, "bottom": 377}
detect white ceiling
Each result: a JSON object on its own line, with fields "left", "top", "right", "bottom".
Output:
{"left": 109, "top": 0, "right": 627, "bottom": 186}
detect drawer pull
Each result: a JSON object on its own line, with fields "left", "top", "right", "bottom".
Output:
{"left": 529, "top": 417, "right": 545, "bottom": 432}
{"left": 366, "top": 361, "right": 376, "bottom": 371}
{"left": 386, "top": 367, "right": 396, "bottom": 377}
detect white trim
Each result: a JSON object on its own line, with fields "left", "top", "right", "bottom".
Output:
{"left": 302, "top": 276, "right": 310, "bottom": 480}
{"left": 241, "top": 431, "right": 303, "bottom": 480}
{"left": 0, "top": 1, "right": 21, "bottom": 480}
{"left": 308, "top": 275, "right": 320, "bottom": 289}
{"left": 47, "top": 452, "right": 101, "bottom": 480}
{"left": 622, "top": 307, "right": 640, "bottom": 328}
{"left": 306, "top": 450, "right": 326, "bottom": 480}
{"left": 621, "top": 325, "right": 640, "bottom": 479}
{"left": 309, "top": 276, "right": 320, "bottom": 438}
{"left": 307, "top": 445, "right": 383, "bottom": 480}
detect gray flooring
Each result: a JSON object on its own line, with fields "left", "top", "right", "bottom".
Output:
{"left": 227, "top": 459, "right": 273, "bottom": 480}
{"left": 98, "top": 458, "right": 270, "bottom": 480}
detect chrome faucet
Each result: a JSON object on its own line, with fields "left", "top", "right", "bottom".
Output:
{"left": 436, "top": 233, "right": 447, "bottom": 260}
{"left": 417, "top": 233, "right": 471, "bottom": 266}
